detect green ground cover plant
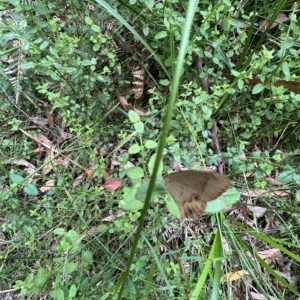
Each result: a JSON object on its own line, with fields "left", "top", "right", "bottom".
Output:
{"left": 0, "top": 0, "right": 300, "bottom": 299}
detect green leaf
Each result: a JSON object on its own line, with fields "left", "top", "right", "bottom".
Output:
{"left": 128, "top": 110, "right": 139, "bottom": 123}
{"left": 281, "top": 37, "right": 294, "bottom": 50}
{"left": 159, "top": 79, "right": 170, "bottom": 86}
{"left": 231, "top": 70, "right": 240, "bottom": 77}
{"left": 166, "top": 195, "right": 180, "bottom": 219}
{"left": 54, "top": 228, "right": 65, "bottom": 235}
{"left": 10, "top": 173, "right": 24, "bottom": 183}
{"left": 148, "top": 154, "right": 163, "bottom": 175}
{"left": 145, "top": 140, "right": 158, "bottom": 149}
{"left": 154, "top": 31, "right": 168, "bottom": 40}
{"left": 34, "top": 268, "right": 47, "bottom": 287}
{"left": 64, "top": 262, "right": 78, "bottom": 274}
{"left": 143, "top": 27, "right": 149, "bottom": 36}
{"left": 19, "top": 62, "right": 35, "bottom": 69}
{"left": 296, "top": 190, "right": 300, "bottom": 201}
{"left": 84, "top": 16, "right": 93, "bottom": 25}
{"left": 136, "top": 177, "right": 165, "bottom": 202}
{"left": 128, "top": 144, "right": 141, "bottom": 154}
{"left": 252, "top": 83, "right": 264, "bottom": 94}
{"left": 69, "top": 284, "right": 77, "bottom": 298}
{"left": 66, "top": 230, "right": 79, "bottom": 243}
{"left": 126, "top": 167, "right": 144, "bottom": 180}
{"left": 134, "top": 121, "right": 144, "bottom": 134}
{"left": 120, "top": 185, "right": 143, "bottom": 210}
{"left": 206, "top": 188, "right": 240, "bottom": 213}
{"left": 202, "top": 106, "right": 212, "bottom": 120}
{"left": 92, "top": 24, "right": 100, "bottom": 33}
{"left": 277, "top": 171, "right": 294, "bottom": 183}
{"left": 24, "top": 183, "right": 38, "bottom": 196}
{"left": 281, "top": 62, "right": 290, "bottom": 78}
{"left": 82, "top": 251, "right": 93, "bottom": 266}
{"left": 222, "top": 0, "right": 231, "bottom": 5}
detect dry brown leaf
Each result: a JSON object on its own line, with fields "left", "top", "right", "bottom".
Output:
{"left": 134, "top": 107, "right": 145, "bottom": 116}
{"left": 55, "top": 155, "right": 72, "bottom": 166}
{"left": 6, "top": 159, "right": 36, "bottom": 169}
{"left": 248, "top": 206, "right": 267, "bottom": 218}
{"left": 172, "top": 162, "right": 188, "bottom": 171}
{"left": 257, "top": 249, "right": 284, "bottom": 266}
{"left": 266, "top": 177, "right": 285, "bottom": 186}
{"left": 259, "top": 13, "right": 289, "bottom": 30}
{"left": 223, "top": 73, "right": 300, "bottom": 94}
{"left": 220, "top": 270, "right": 249, "bottom": 282}
{"left": 103, "top": 178, "right": 122, "bottom": 190}
{"left": 250, "top": 292, "right": 276, "bottom": 300}
{"left": 30, "top": 117, "right": 48, "bottom": 126}
{"left": 73, "top": 173, "right": 86, "bottom": 187}
{"left": 40, "top": 179, "right": 56, "bottom": 192}
{"left": 119, "top": 96, "right": 133, "bottom": 112}
{"left": 222, "top": 237, "right": 231, "bottom": 253}
{"left": 241, "top": 189, "right": 289, "bottom": 198}
{"left": 101, "top": 210, "right": 126, "bottom": 221}
{"left": 47, "top": 110, "right": 54, "bottom": 128}
{"left": 123, "top": 161, "right": 135, "bottom": 170}
{"left": 275, "top": 270, "right": 295, "bottom": 287}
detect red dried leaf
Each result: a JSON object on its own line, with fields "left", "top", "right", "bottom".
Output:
{"left": 119, "top": 96, "right": 133, "bottom": 112}
{"left": 103, "top": 178, "right": 122, "bottom": 190}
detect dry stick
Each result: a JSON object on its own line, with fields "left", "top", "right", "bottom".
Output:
{"left": 193, "top": 53, "right": 224, "bottom": 174}
{"left": 207, "top": 122, "right": 224, "bottom": 174}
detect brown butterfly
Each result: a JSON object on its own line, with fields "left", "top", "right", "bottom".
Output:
{"left": 164, "top": 170, "right": 230, "bottom": 220}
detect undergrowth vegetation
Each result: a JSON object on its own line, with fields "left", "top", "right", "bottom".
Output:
{"left": 0, "top": 0, "right": 300, "bottom": 299}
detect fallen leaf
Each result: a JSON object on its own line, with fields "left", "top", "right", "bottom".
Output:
{"left": 220, "top": 270, "right": 249, "bottom": 282}
{"left": 259, "top": 13, "right": 289, "bottom": 30}
{"left": 101, "top": 210, "right": 126, "bottom": 221}
{"left": 47, "top": 110, "right": 54, "bottom": 128}
{"left": 266, "top": 177, "right": 285, "bottom": 186}
{"left": 248, "top": 206, "right": 267, "bottom": 218}
{"left": 30, "top": 117, "right": 48, "bottom": 126}
{"left": 40, "top": 180, "right": 56, "bottom": 192}
{"left": 134, "top": 107, "right": 145, "bottom": 116}
{"left": 250, "top": 292, "right": 276, "bottom": 300}
{"left": 223, "top": 73, "right": 300, "bottom": 94}
{"left": 73, "top": 173, "right": 86, "bottom": 187}
{"left": 241, "top": 189, "right": 289, "bottom": 198}
{"left": 119, "top": 96, "right": 133, "bottom": 112}
{"left": 103, "top": 178, "right": 122, "bottom": 190}
{"left": 257, "top": 249, "right": 284, "bottom": 266}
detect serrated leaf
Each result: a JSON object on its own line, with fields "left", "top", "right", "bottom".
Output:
{"left": 126, "top": 167, "right": 144, "bottom": 180}
{"left": 128, "top": 144, "right": 141, "bottom": 154}
{"left": 120, "top": 185, "right": 143, "bottom": 210}
{"left": 24, "top": 183, "right": 38, "bottom": 196}
{"left": 10, "top": 173, "right": 24, "bottom": 183}
{"left": 128, "top": 110, "right": 139, "bottom": 123}
{"left": 134, "top": 121, "right": 144, "bottom": 134}
{"left": 145, "top": 140, "right": 157, "bottom": 149}
{"left": 136, "top": 177, "right": 166, "bottom": 202}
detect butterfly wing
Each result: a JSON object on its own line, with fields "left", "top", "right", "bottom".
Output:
{"left": 164, "top": 170, "right": 230, "bottom": 220}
